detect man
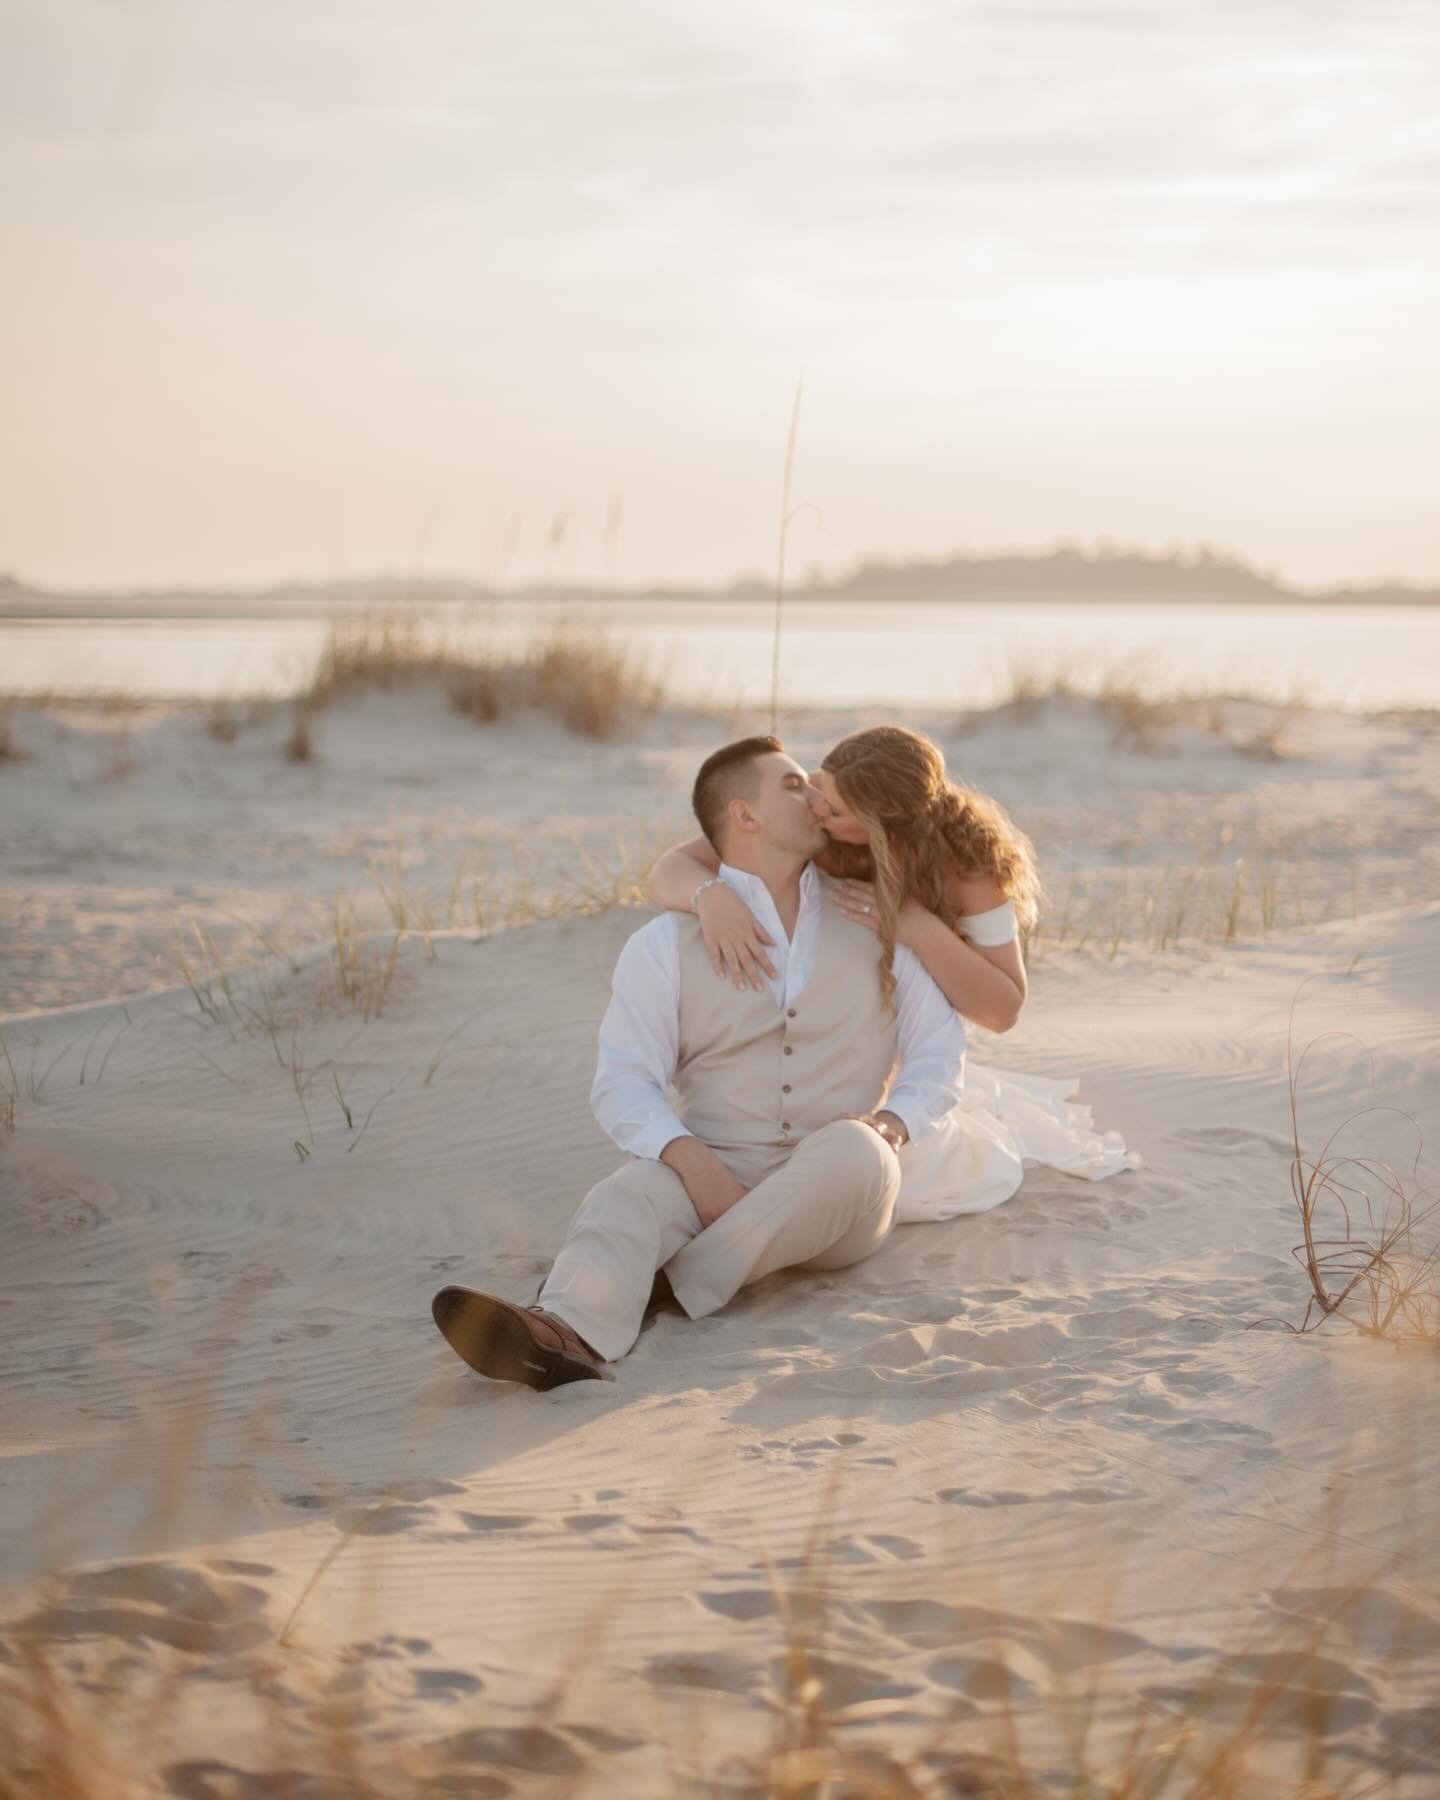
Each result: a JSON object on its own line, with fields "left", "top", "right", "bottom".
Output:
{"left": 432, "top": 736, "right": 966, "bottom": 1389}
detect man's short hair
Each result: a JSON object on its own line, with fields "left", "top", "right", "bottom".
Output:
{"left": 692, "top": 736, "right": 784, "bottom": 852}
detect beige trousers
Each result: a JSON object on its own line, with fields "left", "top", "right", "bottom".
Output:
{"left": 537, "top": 1118, "right": 901, "bottom": 1362}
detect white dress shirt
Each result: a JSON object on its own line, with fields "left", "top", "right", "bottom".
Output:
{"left": 591, "top": 862, "right": 966, "bottom": 1161}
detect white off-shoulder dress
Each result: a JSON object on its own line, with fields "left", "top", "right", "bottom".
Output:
{"left": 894, "top": 901, "right": 1140, "bottom": 1225}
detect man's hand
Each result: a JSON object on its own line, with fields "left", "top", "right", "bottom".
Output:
{"left": 661, "top": 1135, "right": 749, "bottom": 1227}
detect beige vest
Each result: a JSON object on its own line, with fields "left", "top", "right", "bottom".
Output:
{"left": 672, "top": 880, "right": 898, "bottom": 1177}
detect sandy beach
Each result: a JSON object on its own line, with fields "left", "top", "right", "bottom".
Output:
{"left": 2, "top": 687, "right": 1439, "bottom": 1794}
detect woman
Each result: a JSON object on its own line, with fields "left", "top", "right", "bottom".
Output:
{"left": 648, "top": 725, "right": 1137, "bottom": 1221}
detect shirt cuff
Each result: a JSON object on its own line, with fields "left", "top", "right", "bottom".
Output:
{"left": 627, "top": 1113, "right": 695, "bottom": 1162}
{"left": 882, "top": 1086, "right": 957, "bottom": 1148}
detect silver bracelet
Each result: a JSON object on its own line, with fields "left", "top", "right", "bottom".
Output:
{"left": 691, "top": 876, "right": 726, "bottom": 912}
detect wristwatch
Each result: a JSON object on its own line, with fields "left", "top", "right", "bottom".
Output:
{"left": 868, "top": 1114, "right": 908, "bottom": 1153}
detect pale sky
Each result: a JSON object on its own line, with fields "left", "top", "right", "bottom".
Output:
{"left": 3, "top": 0, "right": 1438, "bottom": 590}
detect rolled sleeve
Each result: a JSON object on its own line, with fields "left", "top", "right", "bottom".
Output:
{"left": 886, "top": 946, "right": 966, "bottom": 1144}
{"left": 590, "top": 919, "right": 696, "bottom": 1160}
{"left": 625, "top": 1109, "right": 694, "bottom": 1162}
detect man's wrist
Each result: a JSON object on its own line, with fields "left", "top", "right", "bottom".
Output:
{"left": 868, "top": 1111, "right": 908, "bottom": 1152}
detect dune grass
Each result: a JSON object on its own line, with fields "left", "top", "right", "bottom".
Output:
{"left": 0, "top": 701, "right": 24, "bottom": 762}
{"left": 300, "top": 608, "right": 665, "bottom": 740}
{"left": 1284, "top": 1010, "right": 1440, "bottom": 1344}
{"left": 988, "top": 649, "right": 1314, "bottom": 758}
{"left": 1026, "top": 851, "right": 1375, "bottom": 961}
{"left": 164, "top": 829, "right": 663, "bottom": 1056}
{"left": 0, "top": 1034, "right": 17, "bottom": 1137}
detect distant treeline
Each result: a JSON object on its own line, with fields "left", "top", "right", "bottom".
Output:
{"left": 3, "top": 543, "right": 1439, "bottom": 613}
{"left": 723, "top": 543, "right": 1440, "bottom": 605}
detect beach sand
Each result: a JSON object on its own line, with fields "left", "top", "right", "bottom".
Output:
{"left": 2, "top": 692, "right": 1438, "bottom": 1792}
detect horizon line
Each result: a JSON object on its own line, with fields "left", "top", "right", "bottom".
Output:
{"left": 5, "top": 536, "right": 1440, "bottom": 601}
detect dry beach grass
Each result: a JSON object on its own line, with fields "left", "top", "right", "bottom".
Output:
{"left": 988, "top": 648, "right": 1313, "bottom": 759}
{"left": 302, "top": 608, "right": 666, "bottom": 740}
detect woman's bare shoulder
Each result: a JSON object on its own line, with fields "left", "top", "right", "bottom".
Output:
{"left": 944, "top": 868, "right": 1006, "bottom": 916}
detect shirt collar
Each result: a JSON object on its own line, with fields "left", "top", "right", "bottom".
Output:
{"left": 717, "top": 860, "right": 819, "bottom": 914}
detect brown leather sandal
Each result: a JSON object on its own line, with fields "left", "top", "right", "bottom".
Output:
{"left": 431, "top": 1286, "right": 604, "bottom": 1390}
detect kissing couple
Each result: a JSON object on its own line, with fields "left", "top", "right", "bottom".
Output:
{"left": 433, "top": 725, "right": 1135, "bottom": 1389}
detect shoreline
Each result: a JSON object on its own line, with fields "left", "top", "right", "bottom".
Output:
{"left": 7, "top": 588, "right": 1440, "bottom": 623}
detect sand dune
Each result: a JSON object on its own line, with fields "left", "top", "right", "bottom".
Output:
{"left": 4, "top": 690, "right": 1438, "bottom": 1017}
{"left": 4, "top": 883, "right": 1438, "bottom": 1791}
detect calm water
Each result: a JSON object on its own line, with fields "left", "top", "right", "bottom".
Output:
{"left": 2, "top": 597, "right": 1437, "bottom": 711}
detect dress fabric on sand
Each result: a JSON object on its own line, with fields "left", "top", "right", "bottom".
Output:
{"left": 894, "top": 1060, "right": 1141, "bottom": 1225}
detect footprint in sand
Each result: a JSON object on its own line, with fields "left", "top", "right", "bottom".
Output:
{"left": 646, "top": 1649, "right": 762, "bottom": 1695}
{"left": 567, "top": 1724, "right": 646, "bottom": 1754}
{"left": 460, "top": 1512, "right": 537, "bottom": 1534}
{"left": 12, "top": 1168, "right": 109, "bottom": 1235}
{"left": 167, "top": 1762, "right": 400, "bottom": 1799}
{"left": 325, "top": 1635, "right": 493, "bottom": 1719}
{"left": 928, "top": 1652, "right": 1036, "bottom": 1703}
{"left": 1141, "top": 1661, "right": 1377, "bottom": 1738}
{"left": 770, "top": 1651, "right": 923, "bottom": 1708}
{"left": 343, "top": 1632, "right": 434, "bottom": 1662}
{"left": 412, "top": 1666, "right": 485, "bottom": 1699}
{"left": 438, "top": 1723, "right": 583, "bottom": 1777}
{"left": 1378, "top": 1703, "right": 1440, "bottom": 1774}
{"left": 332, "top": 1477, "right": 468, "bottom": 1536}
{"left": 332, "top": 1500, "right": 435, "bottom": 1536}
{"left": 794, "top": 1431, "right": 866, "bottom": 1452}
{"left": 740, "top": 1430, "right": 866, "bottom": 1467}
{"left": 863, "top": 1596, "right": 1152, "bottom": 1672}
{"left": 700, "top": 1588, "right": 777, "bottom": 1622}
{"left": 176, "top": 1249, "right": 231, "bottom": 1272}
{"left": 1269, "top": 1583, "right": 1440, "bottom": 1659}
{"left": 13, "top": 1560, "right": 271, "bottom": 1658}
{"left": 433, "top": 1720, "right": 644, "bottom": 1786}
{"left": 866, "top": 1533, "right": 925, "bottom": 1560}
{"left": 939, "top": 1483, "right": 1134, "bottom": 1508}
{"left": 634, "top": 1520, "right": 708, "bottom": 1544}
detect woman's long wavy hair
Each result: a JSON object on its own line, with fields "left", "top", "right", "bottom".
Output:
{"left": 820, "top": 725, "right": 1041, "bottom": 1010}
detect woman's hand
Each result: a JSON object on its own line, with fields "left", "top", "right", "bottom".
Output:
{"left": 831, "top": 880, "right": 928, "bottom": 947}
{"left": 696, "top": 883, "right": 778, "bottom": 990}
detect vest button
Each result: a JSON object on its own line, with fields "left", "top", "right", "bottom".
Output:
{"left": 781, "top": 1122, "right": 791, "bottom": 1132}
{"left": 782, "top": 1083, "right": 791, "bottom": 1094}
{"left": 787, "top": 1008, "right": 797, "bottom": 1018}
{"left": 783, "top": 1045, "right": 793, "bottom": 1055}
